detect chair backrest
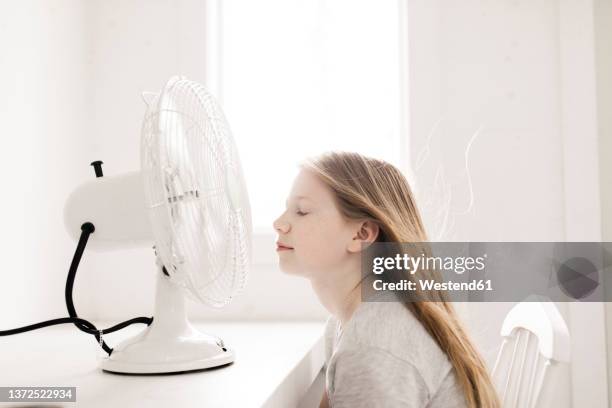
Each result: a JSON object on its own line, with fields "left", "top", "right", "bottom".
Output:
{"left": 491, "top": 296, "right": 570, "bottom": 408}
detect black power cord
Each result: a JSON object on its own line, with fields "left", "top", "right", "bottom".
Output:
{"left": 0, "top": 222, "right": 154, "bottom": 356}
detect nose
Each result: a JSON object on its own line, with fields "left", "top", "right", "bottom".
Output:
{"left": 273, "top": 216, "right": 290, "bottom": 234}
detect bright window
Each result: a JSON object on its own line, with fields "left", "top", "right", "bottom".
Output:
{"left": 221, "top": 0, "right": 402, "bottom": 232}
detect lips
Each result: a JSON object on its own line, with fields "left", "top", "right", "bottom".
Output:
{"left": 276, "top": 241, "right": 294, "bottom": 250}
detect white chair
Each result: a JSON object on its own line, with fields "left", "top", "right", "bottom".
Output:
{"left": 491, "top": 297, "right": 570, "bottom": 408}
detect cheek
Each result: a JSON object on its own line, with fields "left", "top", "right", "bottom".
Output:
{"left": 295, "top": 217, "right": 348, "bottom": 265}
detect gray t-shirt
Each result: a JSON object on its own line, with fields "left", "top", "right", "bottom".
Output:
{"left": 323, "top": 301, "right": 468, "bottom": 407}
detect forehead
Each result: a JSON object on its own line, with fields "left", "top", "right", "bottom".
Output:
{"left": 288, "top": 169, "right": 334, "bottom": 202}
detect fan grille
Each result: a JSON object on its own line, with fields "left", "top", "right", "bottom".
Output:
{"left": 141, "top": 77, "right": 252, "bottom": 307}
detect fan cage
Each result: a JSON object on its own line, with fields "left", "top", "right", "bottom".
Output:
{"left": 140, "top": 77, "right": 252, "bottom": 307}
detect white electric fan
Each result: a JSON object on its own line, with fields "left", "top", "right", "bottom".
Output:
{"left": 63, "top": 76, "right": 252, "bottom": 374}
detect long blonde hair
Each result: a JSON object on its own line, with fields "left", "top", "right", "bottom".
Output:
{"left": 303, "top": 151, "right": 501, "bottom": 408}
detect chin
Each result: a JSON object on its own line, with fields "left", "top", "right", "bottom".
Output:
{"left": 278, "top": 259, "right": 307, "bottom": 277}
{"left": 278, "top": 264, "right": 302, "bottom": 276}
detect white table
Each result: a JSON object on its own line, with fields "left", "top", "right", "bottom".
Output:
{"left": 0, "top": 321, "right": 325, "bottom": 407}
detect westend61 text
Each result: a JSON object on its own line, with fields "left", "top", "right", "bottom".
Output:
{"left": 373, "top": 279, "right": 493, "bottom": 292}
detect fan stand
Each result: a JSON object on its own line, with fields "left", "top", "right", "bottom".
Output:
{"left": 101, "top": 261, "right": 234, "bottom": 374}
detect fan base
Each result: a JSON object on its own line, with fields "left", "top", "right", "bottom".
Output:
{"left": 101, "top": 352, "right": 234, "bottom": 375}
{"left": 99, "top": 321, "right": 234, "bottom": 374}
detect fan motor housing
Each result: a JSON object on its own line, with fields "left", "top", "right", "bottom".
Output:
{"left": 63, "top": 171, "right": 154, "bottom": 251}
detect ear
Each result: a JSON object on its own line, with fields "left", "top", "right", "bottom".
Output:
{"left": 347, "top": 220, "right": 380, "bottom": 253}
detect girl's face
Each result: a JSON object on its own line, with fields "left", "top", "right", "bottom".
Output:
{"left": 273, "top": 169, "right": 358, "bottom": 278}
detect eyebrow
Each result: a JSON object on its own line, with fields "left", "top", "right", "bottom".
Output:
{"left": 285, "top": 195, "right": 311, "bottom": 206}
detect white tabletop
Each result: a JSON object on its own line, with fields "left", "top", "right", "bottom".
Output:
{"left": 0, "top": 321, "right": 325, "bottom": 408}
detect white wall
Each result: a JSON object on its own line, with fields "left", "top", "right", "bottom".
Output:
{"left": 594, "top": 0, "right": 612, "bottom": 406}
{"left": 0, "top": 1, "right": 89, "bottom": 328}
{"left": 405, "top": 0, "right": 606, "bottom": 407}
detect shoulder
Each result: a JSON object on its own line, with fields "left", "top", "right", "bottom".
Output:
{"left": 340, "top": 301, "right": 454, "bottom": 395}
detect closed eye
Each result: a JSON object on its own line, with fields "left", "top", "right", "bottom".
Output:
{"left": 296, "top": 210, "right": 308, "bottom": 216}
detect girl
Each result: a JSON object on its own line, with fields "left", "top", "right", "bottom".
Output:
{"left": 273, "top": 151, "right": 500, "bottom": 408}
